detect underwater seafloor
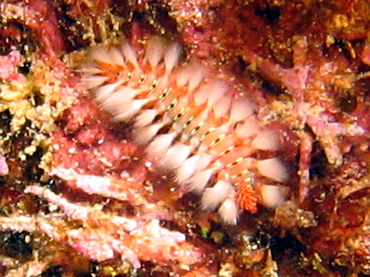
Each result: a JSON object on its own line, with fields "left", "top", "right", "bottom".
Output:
{"left": 0, "top": 0, "right": 370, "bottom": 276}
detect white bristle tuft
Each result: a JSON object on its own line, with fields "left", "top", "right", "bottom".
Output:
{"left": 218, "top": 197, "right": 238, "bottom": 225}
{"left": 201, "top": 180, "right": 231, "bottom": 210}
{"left": 112, "top": 87, "right": 142, "bottom": 102}
{"left": 175, "top": 63, "right": 204, "bottom": 90}
{"left": 176, "top": 66, "right": 191, "bottom": 87}
{"left": 251, "top": 130, "right": 280, "bottom": 151}
{"left": 164, "top": 42, "right": 181, "bottom": 74}
{"left": 193, "top": 84, "right": 210, "bottom": 106}
{"left": 235, "top": 117, "right": 260, "bottom": 138}
{"left": 134, "top": 122, "right": 164, "bottom": 145}
{"left": 109, "top": 99, "right": 150, "bottom": 122}
{"left": 195, "top": 153, "right": 213, "bottom": 171}
{"left": 213, "top": 95, "right": 232, "bottom": 118}
{"left": 108, "top": 47, "right": 125, "bottom": 66}
{"left": 188, "top": 135, "right": 201, "bottom": 148}
{"left": 207, "top": 82, "right": 228, "bottom": 106}
{"left": 99, "top": 90, "right": 129, "bottom": 112}
{"left": 146, "top": 133, "right": 176, "bottom": 158}
{"left": 189, "top": 169, "right": 213, "bottom": 193}
{"left": 176, "top": 153, "right": 213, "bottom": 185}
{"left": 194, "top": 82, "right": 228, "bottom": 107}
{"left": 187, "top": 65, "right": 205, "bottom": 92}
{"left": 145, "top": 37, "right": 166, "bottom": 69}
{"left": 135, "top": 109, "right": 158, "bottom": 128}
{"left": 94, "top": 81, "right": 123, "bottom": 102}
{"left": 176, "top": 155, "right": 199, "bottom": 185}
{"left": 90, "top": 47, "right": 114, "bottom": 64}
{"left": 121, "top": 42, "right": 139, "bottom": 69}
{"left": 256, "top": 158, "right": 288, "bottom": 182}
{"left": 83, "top": 76, "right": 108, "bottom": 90}
{"left": 81, "top": 64, "right": 102, "bottom": 74}
{"left": 260, "top": 184, "right": 286, "bottom": 208}
{"left": 161, "top": 143, "right": 193, "bottom": 169}
{"left": 229, "top": 99, "right": 255, "bottom": 123}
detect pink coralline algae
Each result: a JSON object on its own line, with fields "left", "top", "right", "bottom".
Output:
{"left": 0, "top": 154, "right": 9, "bottom": 176}
{"left": 24, "top": 183, "right": 202, "bottom": 269}
{"left": 0, "top": 50, "right": 24, "bottom": 82}
{"left": 224, "top": 34, "right": 368, "bottom": 201}
{"left": 0, "top": 1, "right": 208, "bottom": 275}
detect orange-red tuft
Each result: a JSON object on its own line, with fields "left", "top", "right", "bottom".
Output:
{"left": 236, "top": 183, "right": 258, "bottom": 213}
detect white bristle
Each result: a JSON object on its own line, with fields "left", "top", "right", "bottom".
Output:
{"left": 201, "top": 180, "right": 231, "bottom": 210}
{"left": 260, "top": 184, "right": 286, "bottom": 208}
{"left": 90, "top": 47, "right": 114, "bottom": 64}
{"left": 145, "top": 37, "right": 166, "bottom": 69}
{"left": 146, "top": 133, "right": 176, "bottom": 158}
{"left": 189, "top": 169, "right": 213, "bottom": 192}
{"left": 133, "top": 122, "right": 164, "bottom": 145}
{"left": 100, "top": 91, "right": 130, "bottom": 112}
{"left": 213, "top": 95, "right": 232, "bottom": 118}
{"left": 207, "top": 82, "right": 228, "bottom": 106}
{"left": 113, "top": 87, "right": 142, "bottom": 102}
{"left": 256, "top": 158, "right": 288, "bottom": 182}
{"left": 194, "top": 82, "right": 227, "bottom": 107}
{"left": 161, "top": 143, "right": 193, "bottom": 169}
{"left": 108, "top": 47, "right": 125, "bottom": 66}
{"left": 218, "top": 197, "right": 238, "bottom": 225}
{"left": 188, "top": 135, "right": 201, "bottom": 148}
{"left": 187, "top": 65, "right": 205, "bottom": 92}
{"left": 83, "top": 76, "right": 108, "bottom": 90}
{"left": 176, "top": 155, "right": 199, "bottom": 184}
{"left": 94, "top": 81, "right": 123, "bottom": 102}
{"left": 176, "top": 63, "right": 204, "bottom": 89}
{"left": 195, "top": 153, "right": 213, "bottom": 171}
{"left": 107, "top": 99, "right": 149, "bottom": 121}
{"left": 176, "top": 153, "right": 213, "bottom": 185}
{"left": 193, "top": 84, "right": 210, "bottom": 106}
{"left": 235, "top": 117, "right": 260, "bottom": 138}
{"left": 251, "top": 130, "right": 280, "bottom": 151}
{"left": 229, "top": 99, "right": 255, "bottom": 123}
{"left": 134, "top": 109, "right": 158, "bottom": 128}
{"left": 100, "top": 86, "right": 142, "bottom": 114}
{"left": 164, "top": 42, "right": 181, "bottom": 74}
{"left": 176, "top": 69, "right": 190, "bottom": 87}
{"left": 121, "top": 42, "right": 139, "bottom": 69}
{"left": 81, "top": 64, "right": 102, "bottom": 74}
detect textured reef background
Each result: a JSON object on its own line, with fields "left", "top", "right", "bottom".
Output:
{"left": 0, "top": 0, "right": 370, "bottom": 276}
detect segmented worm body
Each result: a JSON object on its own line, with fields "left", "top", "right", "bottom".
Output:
{"left": 82, "top": 37, "right": 288, "bottom": 224}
